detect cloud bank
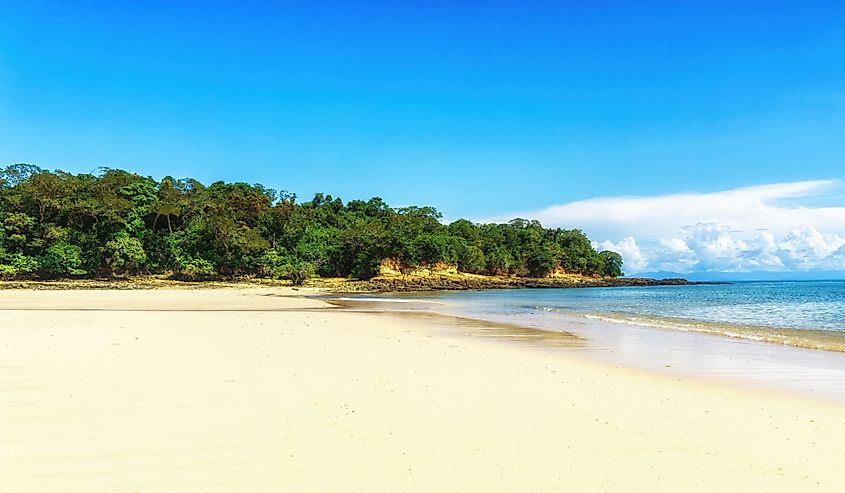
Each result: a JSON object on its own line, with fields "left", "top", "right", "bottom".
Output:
{"left": 486, "top": 180, "right": 845, "bottom": 275}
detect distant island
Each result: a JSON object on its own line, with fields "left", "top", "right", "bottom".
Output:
{"left": 0, "top": 164, "right": 626, "bottom": 285}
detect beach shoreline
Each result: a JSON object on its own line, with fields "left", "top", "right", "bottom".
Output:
{"left": 2, "top": 287, "right": 845, "bottom": 491}
{"left": 330, "top": 294, "right": 845, "bottom": 403}
{"left": 0, "top": 272, "right": 712, "bottom": 293}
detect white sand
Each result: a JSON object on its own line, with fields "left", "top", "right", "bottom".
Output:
{"left": 1, "top": 288, "right": 844, "bottom": 492}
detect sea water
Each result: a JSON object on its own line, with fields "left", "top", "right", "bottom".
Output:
{"left": 343, "top": 281, "right": 845, "bottom": 399}
{"left": 438, "top": 281, "right": 843, "bottom": 332}
{"left": 431, "top": 281, "right": 845, "bottom": 349}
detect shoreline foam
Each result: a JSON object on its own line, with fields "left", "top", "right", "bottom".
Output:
{"left": 335, "top": 293, "right": 845, "bottom": 402}
{"left": 578, "top": 311, "right": 845, "bottom": 353}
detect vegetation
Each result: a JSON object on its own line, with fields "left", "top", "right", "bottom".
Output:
{"left": 0, "top": 164, "right": 623, "bottom": 284}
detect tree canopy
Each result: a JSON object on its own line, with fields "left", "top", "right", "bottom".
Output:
{"left": 0, "top": 164, "right": 624, "bottom": 283}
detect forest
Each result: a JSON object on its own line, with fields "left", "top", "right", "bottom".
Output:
{"left": 0, "top": 164, "right": 623, "bottom": 283}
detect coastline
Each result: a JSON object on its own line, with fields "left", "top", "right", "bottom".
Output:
{"left": 334, "top": 281, "right": 845, "bottom": 356}
{"left": 0, "top": 272, "right": 712, "bottom": 293}
{"left": 309, "top": 273, "right": 710, "bottom": 292}
{"left": 579, "top": 311, "right": 845, "bottom": 353}
{"left": 2, "top": 287, "right": 845, "bottom": 491}
{"left": 334, "top": 294, "right": 845, "bottom": 401}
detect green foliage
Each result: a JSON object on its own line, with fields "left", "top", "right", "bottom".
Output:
{"left": 526, "top": 247, "right": 556, "bottom": 277}
{"left": 412, "top": 233, "right": 456, "bottom": 266}
{"left": 279, "top": 260, "right": 316, "bottom": 286}
{"left": 256, "top": 248, "right": 290, "bottom": 279}
{"left": 178, "top": 257, "right": 216, "bottom": 279}
{"left": 11, "top": 253, "right": 39, "bottom": 273}
{"left": 104, "top": 232, "right": 147, "bottom": 275}
{"left": 2, "top": 212, "right": 35, "bottom": 249}
{"left": 4, "top": 212, "right": 36, "bottom": 234}
{"left": 486, "top": 247, "right": 515, "bottom": 275}
{"left": 0, "top": 252, "right": 39, "bottom": 277}
{"left": 458, "top": 245, "right": 487, "bottom": 274}
{"left": 0, "top": 264, "right": 17, "bottom": 278}
{"left": 350, "top": 253, "right": 382, "bottom": 279}
{"left": 256, "top": 249, "right": 315, "bottom": 285}
{"left": 599, "top": 250, "right": 624, "bottom": 277}
{"left": 294, "top": 224, "right": 340, "bottom": 276}
{"left": 0, "top": 164, "right": 623, "bottom": 280}
{"left": 39, "top": 241, "right": 86, "bottom": 276}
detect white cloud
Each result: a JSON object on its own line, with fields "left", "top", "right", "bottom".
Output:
{"left": 485, "top": 180, "right": 845, "bottom": 274}
{"left": 776, "top": 226, "right": 845, "bottom": 270}
{"left": 594, "top": 237, "right": 649, "bottom": 272}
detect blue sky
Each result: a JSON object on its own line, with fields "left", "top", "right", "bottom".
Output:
{"left": 1, "top": 1, "right": 844, "bottom": 273}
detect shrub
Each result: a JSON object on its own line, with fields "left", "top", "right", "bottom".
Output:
{"left": 8, "top": 253, "right": 38, "bottom": 274}
{"left": 280, "top": 261, "right": 315, "bottom": 286}
{"left": 179, "top": 257, "right": 216, "bottom": 278}
{"left": 256, "top": 248, "right": 289, "bottom": 279}
{"left": 0, "top": 253, "right": 39, "bottom": 278}
{"left": 351, "top": 253, "right": 381, "bottom": 279}
{"left": 39, "top": 241, "right": 86, "bottom": 276}
{"left": 104, "top": 232, "right": 147, "bottom": 275}
{"left": 526, "top": 248, "right": 555, "bottom": 277}
{"left": 0, "top": 264, "right": 18, "bottom": 278}
{"left": 458, "top": 245, "right": 487, "bottom": 274}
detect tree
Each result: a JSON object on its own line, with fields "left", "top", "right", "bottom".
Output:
{"left": 599, "top": 250, "right": 624, "bottom": 277}
{"left": 281, "top": 261, "right": 315, "bottom": 286}
{"left": 412, "top": 233, "right": 456, "bottom": 265}
{"left": 487, "top": 247, "right": 514, "bottom": 275}
{"left": 0, "top": 164, "right": 615, "bottom": 281}
{"left": 153, "top": 176, "right": 182, "bottom": 233}
{"left": 0, "top": 163, "right": 42, "bottom": 188}
{"left": 39, "top": 241, "right": 86, "bottom": 276}
{"left": 458, "top": 245, "right": 486, "bottom": 274}
{"left": 448, "top": 219, "right": 480, "bottom": 244}
{"left": 104, "top": 232, "right": 147, "bottom": 275}
{"left": 2, "top": 212, "right": 35, "bottom": 250}
{"left": 526, "top": 247, "right": 555, "bottom": 277}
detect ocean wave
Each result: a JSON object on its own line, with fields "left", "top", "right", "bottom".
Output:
{"left": 578, "top": 312, "right": 845, "bottom": 353}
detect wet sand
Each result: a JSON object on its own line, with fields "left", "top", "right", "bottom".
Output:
{"left": 2, "top": 288, "right": 845, "bottom": 491}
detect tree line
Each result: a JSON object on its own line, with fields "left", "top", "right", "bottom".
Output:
{"left": 0, "top": 164, "right": 623, "bottom": 283}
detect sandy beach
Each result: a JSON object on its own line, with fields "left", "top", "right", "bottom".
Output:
{"left": 2, "top": 288, "right": 845, "bottom": 492}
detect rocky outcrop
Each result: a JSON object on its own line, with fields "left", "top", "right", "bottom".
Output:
{"left": 311, "top": 275, "right": 712, "bottom": 293}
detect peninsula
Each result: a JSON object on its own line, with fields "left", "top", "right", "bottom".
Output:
{"left": 0, "top": 165, "right": 624, "bottom": 286}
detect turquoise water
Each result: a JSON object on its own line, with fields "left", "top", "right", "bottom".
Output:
{"left": 433, "top": 281, "right": 845, "bottom": 335}
{"left": 340, "top": 280, "right": 845, "bottom": 399}
{"left": 434, "top": 281, "right": 845, "bottom": 399}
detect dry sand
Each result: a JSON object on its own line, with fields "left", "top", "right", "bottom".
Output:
{"left": 1, "top": 288, "right": 844, "bottom": 492}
